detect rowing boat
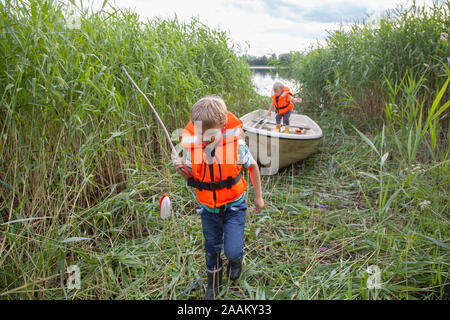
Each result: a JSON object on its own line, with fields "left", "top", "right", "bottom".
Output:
{"left": 240, "top": 109, "right": 323, "bottom": 175}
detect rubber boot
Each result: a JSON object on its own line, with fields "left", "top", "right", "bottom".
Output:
{"left": 275, "top": 124, "right": 281, "bottom": 132}
{"left": 227, "top": 259, "right": 242, "bottom": 280}
{"left": 284, "top": 125, "right": 290, "bottom": 133}
{"left": 205, "top": 266, "right": 222, "bottom": 300}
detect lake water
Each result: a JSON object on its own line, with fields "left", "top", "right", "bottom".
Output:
{"left": 250, "top": 67, "right": 299, "bottom": 97}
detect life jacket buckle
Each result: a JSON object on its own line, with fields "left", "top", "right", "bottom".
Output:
{"left": 226, "top": 176, "right": 233, "bottom": 189}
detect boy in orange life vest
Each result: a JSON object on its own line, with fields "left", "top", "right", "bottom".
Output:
{"left": 172, "top": 96, "right": 264, "bottom": 300}
{"left": 267, "top": 81, "right": 302, "bottom": 133}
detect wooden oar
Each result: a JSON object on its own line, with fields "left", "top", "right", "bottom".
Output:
{"left": 252, "top": 117, "right": 265, "bottom": 128}
{"left": 251, "top": 118, "right": 311, "bottom": 130}
{"left": 258, "top": 118, "right": 269, "bottom": 129}
{"left": 252, "top": 117, "right": 270, "bottom": 129}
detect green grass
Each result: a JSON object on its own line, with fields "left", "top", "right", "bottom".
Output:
{"left": 0, "top": 0, "right": 448, "bottom": 300}
{"left": 3, "top": 104, "right": 447, "bottom": 299}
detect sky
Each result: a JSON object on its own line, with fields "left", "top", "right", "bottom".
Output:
{"left": 77, "top": 0, "right": 436, "bottom": 56}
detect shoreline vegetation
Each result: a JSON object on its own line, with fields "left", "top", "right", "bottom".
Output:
{"left": 1, "top": 0, "right": 448, "bottom": 299}
{"left": 249, "top": 66, "right": 278, "bottom": 69}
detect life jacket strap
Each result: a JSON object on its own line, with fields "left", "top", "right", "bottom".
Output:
{"left": 187, "top": 172, "right": 242, "bottom": 191}
{"left": 276, "top": 103, "right": 291, "bottom": 111}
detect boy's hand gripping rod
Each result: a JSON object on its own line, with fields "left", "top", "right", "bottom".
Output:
{"left": 121, "top": 66, "right": 191, "bottom": 176}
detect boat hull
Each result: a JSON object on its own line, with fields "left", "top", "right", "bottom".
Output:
{"left": 240, "top": 109, "right": 323, "bottom": 175}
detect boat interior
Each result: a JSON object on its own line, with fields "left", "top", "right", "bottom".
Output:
{"left": 240, "top": 109, "right": 323, "bottom": 140}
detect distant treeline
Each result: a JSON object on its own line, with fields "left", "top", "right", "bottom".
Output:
{"left": 244, "top": 53, "right": 291, "bottom": 66}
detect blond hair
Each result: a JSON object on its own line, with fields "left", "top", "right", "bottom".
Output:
{"left": 190, "top": 95, "right": 228, "bottom": 129}
{"left": 273, "top": 81, "right": 284, "bottom": 90}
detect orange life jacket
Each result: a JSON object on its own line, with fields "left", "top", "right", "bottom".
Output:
{"left": 271, "top": 86, "right": 294, "bottom": 115}
{"left": 181, "top": 111, "right": 247, "bottom": 208}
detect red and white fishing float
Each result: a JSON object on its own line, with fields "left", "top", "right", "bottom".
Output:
{"left": 159, "top": 194, "right": 172, "bottom": 219}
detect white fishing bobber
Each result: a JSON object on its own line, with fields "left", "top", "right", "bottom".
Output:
{"left": 159, "top": 194, "right": 171, "bottom": 219}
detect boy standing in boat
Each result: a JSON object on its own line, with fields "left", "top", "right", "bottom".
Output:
{"left": 172, "top": 96, "right": 264, "bottom": 300}
{"left": 267, "top": 81, "right": 302, "bottom": 133}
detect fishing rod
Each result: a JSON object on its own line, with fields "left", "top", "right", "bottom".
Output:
{"left": 121, "top": 66, "right": 176, "bottom": 152}
{"left": 121, "top": 66, "right": 190, "bottom": 175}
{"left": 122, "top": 66, "right": 193, "bottom": 222}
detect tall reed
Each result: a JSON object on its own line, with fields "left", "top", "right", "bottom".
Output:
{"left": 0, "top": 0, "right": 256, "bottom": 213}
{"left": 0, "top": 0, "right": 258, "bottom": 297}
{"left": 289, "top": 1, "right": 449, "bottom": 130}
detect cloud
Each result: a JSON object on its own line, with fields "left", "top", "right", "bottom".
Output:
{"left": 260, "top": 0, "right": 304, "bottom": 23}
{"left": 263, "top": 24, "right": 329, "bottom": 40}
{"left": 86, "top": 0, "right": 436, "bottom": 56}
{"left": 259, "top": 0, "right": 369, "bottom": 23}
{"left": 261, "top": 0, "right": 303, "bottom": 13}
{"left": 302, "top": 2, "right": 370, "bottom": 23}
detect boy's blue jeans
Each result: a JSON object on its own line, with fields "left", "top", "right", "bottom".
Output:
{"left": 200, "top": 200, "right": 247, "bottom": 270}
